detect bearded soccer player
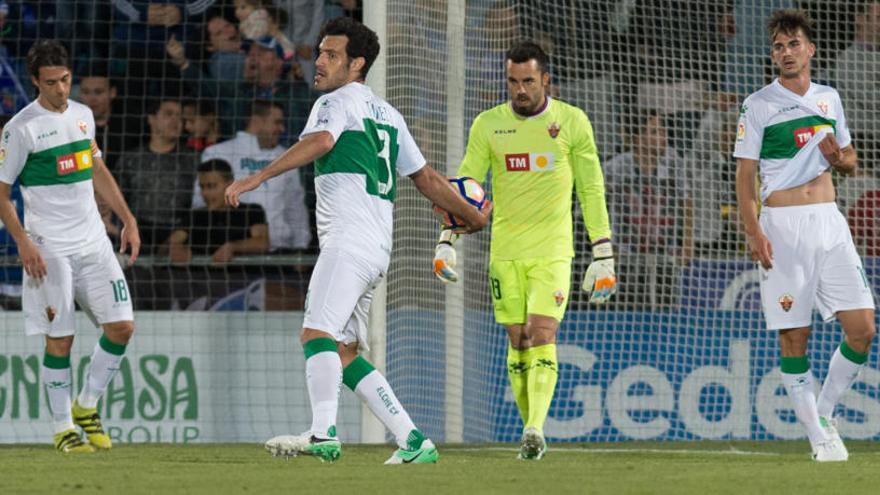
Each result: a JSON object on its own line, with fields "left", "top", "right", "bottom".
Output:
{"left": 225, "top": 17, "right": 491, "bottom": 464}
{"left": 735, "top": 9, "right": 875, "bottom": 462}
{"left": 432, "top": 41, "right": 614, "bottom": 460}
{"left": 0, "top": 40, "right": 141, "bottom": 453}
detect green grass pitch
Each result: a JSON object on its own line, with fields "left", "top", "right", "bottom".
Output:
{"left": 1, "top": 441, "right": 876, "bottom": 494}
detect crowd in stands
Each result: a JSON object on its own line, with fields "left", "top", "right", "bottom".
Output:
{"left": 0, "top": 0, "right": 877, "bottom": 310}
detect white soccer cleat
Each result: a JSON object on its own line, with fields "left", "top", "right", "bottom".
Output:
{"left": 265, "top": 434, "right": 312, "bottom": 458}
{"left": 812, "top": 439, "right": 848, "bottom": 462}
{"left": 819, "top": 416, "right": 843, "bottom": 444}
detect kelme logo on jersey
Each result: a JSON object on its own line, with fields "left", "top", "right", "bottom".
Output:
{"left": 793, "top": 124, "right": 832, "bottom": 149}
{"left": 56, "top": 150, "right": 92, "bottom": 175}
{"left": 504, "top": 152, "right": 555, "bottom": 172}
{"left": 778, "top": 293, "right": 794, "bottom": 312}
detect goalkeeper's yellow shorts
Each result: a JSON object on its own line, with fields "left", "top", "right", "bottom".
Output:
{"left": 488, "top": 257, "right": 571, "bottom": 325}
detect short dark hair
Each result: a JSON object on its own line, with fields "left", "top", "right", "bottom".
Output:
{"left": 767, "top": 9, "right": 816, "bottom": 43}
{"left": 198, "top": 159, "right": 234, "bottom": 182}
{"left": 27, "top": 40, "right": 70, "bottom": 79}
{"left": 145, "top": 97, "right": 180, "bottom": 116}
{"left": 250, "top": 99, "right": 284, "bottom": 118}
{"left": 506, "top": 40, "right": 549, "bottom": 73}
{"left": 80, "top": 60, "right": 116, "bottom": 87}
{"left": 318, "top": 17, "right": 380, "bottom": 80}
{"left": 625, "top": 108, "right": 663, "bottom": 138}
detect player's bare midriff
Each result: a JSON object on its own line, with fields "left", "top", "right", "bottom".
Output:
{"left": 765, "top": 171, "right": 835, "bottom": 207}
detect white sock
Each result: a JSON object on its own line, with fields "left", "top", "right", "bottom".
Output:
{"left": 78, "top": 339, "right": 125, "bottom": 409}
{"left": 306, "top": 350, "right": 342, "bottom": 438}
{"left": 782, "top": 371, "right": 827, "bottom": 446}
{"left": 42, "top": 362, "right": 74, "bottom": 434}
{"left": 817, "top": 346, "right": 866, "bottom": 418}
{"left": 354, "top": 370, "right": 417, "bottom": 449}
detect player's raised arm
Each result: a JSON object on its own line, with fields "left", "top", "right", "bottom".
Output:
{"left": 410, "top": 165, "right": 492, "bottom": 234}
{"left": 224, "top": 130, "right": 334, "bottom": 207}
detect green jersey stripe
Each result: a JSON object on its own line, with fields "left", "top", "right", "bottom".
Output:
{"left": 760, "top": 115, "right": 836, "bottom": 160}
{"left": 314, "top": 119, "right": 399, "bottom": 201}
{"left": 20, "top": 139, "right": 93, "bottom": 187}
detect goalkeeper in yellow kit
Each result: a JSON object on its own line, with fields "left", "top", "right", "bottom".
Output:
{"left": 433, "top": 41, "right": 614, "bottom": 460}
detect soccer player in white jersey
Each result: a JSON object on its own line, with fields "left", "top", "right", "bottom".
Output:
{"left": 0, "top": 40, "right": 141, "bottom": 453}
{"left": 225, "top": 17, "right": 491, "bottom": 464}
{"left": 734, "top": 10, "right": 875, "bottom": 462}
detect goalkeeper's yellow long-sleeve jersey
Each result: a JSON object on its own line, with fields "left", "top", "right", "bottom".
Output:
{"left": 458, "top": 97, "right": 611, "bottom": 261}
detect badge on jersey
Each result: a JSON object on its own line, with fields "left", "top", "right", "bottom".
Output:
{"left": 56, "top": 150, "right": 93, "bottom": 175}
{"left": 77, "top": 120, "right": 87, "bottom": 135}
{"left": 547, "top": 122, "right": 560, "bottom": 139}
{"left": 778, "top": 293, "right": 794, "bottom": 312}
{"left": 554, "top": 290, "right": 565, "bottom": 306}
{"left": 504, "top": 152, "right": 555, "bottom": 172}
{"left": 817, "top": 100, "right": 829, "bottom": 115}
{"left": 736, "top": 121, "right": 746, "bottom": 143}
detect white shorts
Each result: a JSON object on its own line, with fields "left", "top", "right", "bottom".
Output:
{"left": 23, "top": 237, "right": 134, "bottom": 337}
{"left": 759, "top": 202, "right": 875, "bottom": 330}
{"left": 302, "top": 247, "right": 386, "bottom": 350}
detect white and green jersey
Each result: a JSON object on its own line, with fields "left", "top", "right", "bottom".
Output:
{"left": 733, "top": 79, "right": 851, "bottom": 202}
{"left": 0, "top": 99, "right": 106, "bottom": 256}
{"left": 300, "top": 82, "right": 426, "bottom": 265}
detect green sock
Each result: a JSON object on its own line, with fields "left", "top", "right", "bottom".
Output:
{"left": 507, "top": 344, "right": 530, "bottom": 425}
{"left": 525, "top": 344, "right": 558, "bottom": 434}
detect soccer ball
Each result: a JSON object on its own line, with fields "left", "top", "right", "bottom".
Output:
{"left": 433, "top": 176, "right": 487, "bottom": 230}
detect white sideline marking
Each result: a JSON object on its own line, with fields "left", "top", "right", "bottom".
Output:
{"left": 445, "top": 446, "right": 780, "bottom": 457}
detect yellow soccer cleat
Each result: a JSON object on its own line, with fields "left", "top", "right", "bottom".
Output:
{"left": 54, "top": 429, "right": 96, "bottom": 454}
{"left": 73, "top": 400, "right": 112, "bottom": 450}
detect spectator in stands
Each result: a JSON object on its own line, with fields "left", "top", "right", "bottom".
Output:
{"left": 203, "top": 9, "right": 247, "bottom": 82}
{"left": 234, "top": 0, "right": 295, "bottom": 60}
{"left": 111, "top": 0, "right": 218, "bottom": 101}
{"left": 78, "top": 64, "right": 141, "bottom": 172}
{"left": 182, "top": 99, "right": 221, "bottom": 152}
{"left": 686, "top": 109, "right": 738, "bottom": 256}
{"left": 115, "top": 97, "right": 199, "bottom": 254}
{"left": 283, "top": 0, "right": 324, "bottom": 84}
{"left": 164, "top": 159, "right": 268, "bottom": 263}
{"left": 831, "top": 1, "right": 879, "bottom": 147}
{"left": 170, "top": 34, "right": 313, "bottom": 140}
{"left": 605, "top": 110, "right": 694, "bottom": 307}
{"left": 195, "top": 100, "right": 311, "bottom": 252}
{"left": 57, "top": 0, "right": 112, "bottom": 64}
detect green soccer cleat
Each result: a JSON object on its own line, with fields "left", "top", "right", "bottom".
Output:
{"left": 265, "top": 433, "right": 342, "bottom": 463}
{"left": 384, "top": 439, "right": 439, "bottom": 465}
{"left": 72, "top": 400, "right": 112, "bottom": 450}
{"left": 54, "top": 429, "right": 95, "bottom": 454}
{"left": 384, "top": 431, "right": 439, "bottom": 465}
{"left": 518, "top": 427, "right": 547, "bottom": 460}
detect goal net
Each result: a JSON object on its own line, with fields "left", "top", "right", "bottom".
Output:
{"left": 382, "top": 0, "right": 880, "bottom": 443}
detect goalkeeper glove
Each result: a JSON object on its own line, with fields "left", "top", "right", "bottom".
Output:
{"left": 582, "top": 239, "right": 616, "bottom": 304}
{"left": 433, "top": 229, "right": 459, "bottom": 283}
